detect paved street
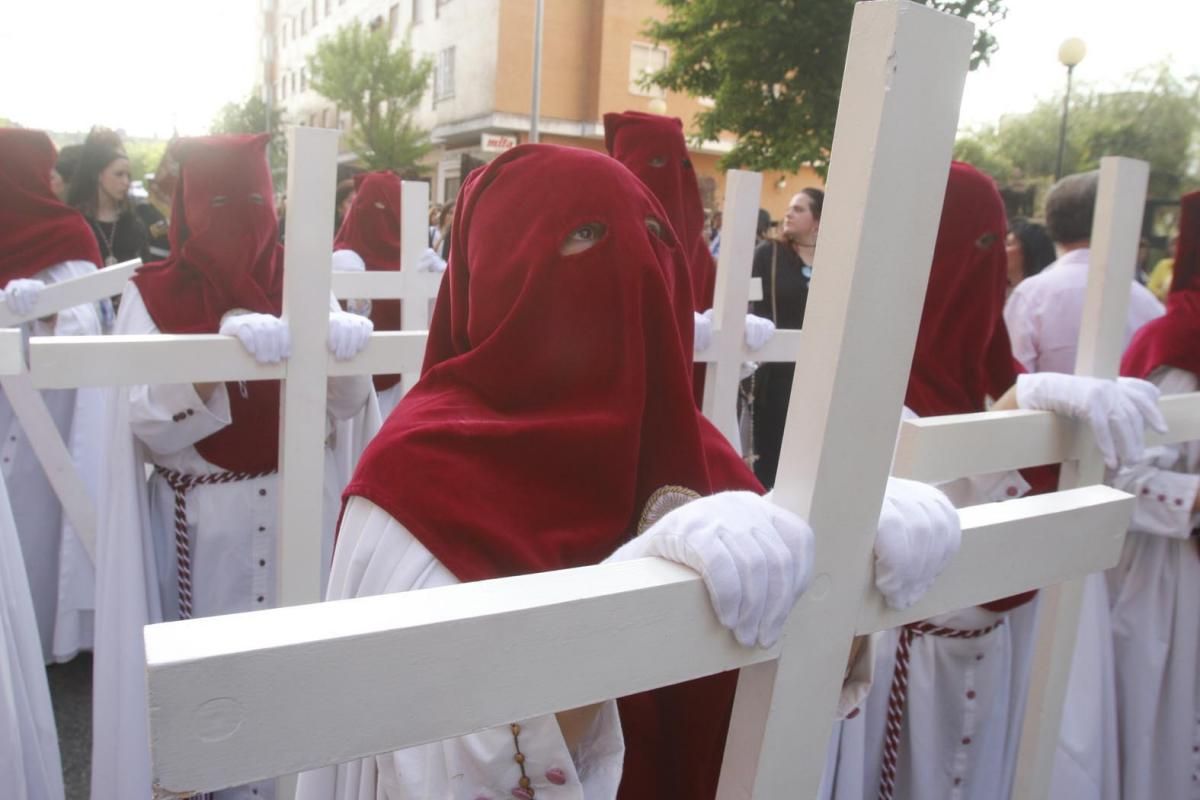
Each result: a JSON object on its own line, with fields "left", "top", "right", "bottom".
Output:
{"left": 47, "top": 654, "right": 91, "bottom": 800}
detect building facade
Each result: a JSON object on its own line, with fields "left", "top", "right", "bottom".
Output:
{"left": 260, "top": 0, "right": 821, "bottom": 218}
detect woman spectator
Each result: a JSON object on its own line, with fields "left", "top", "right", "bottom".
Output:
{"left": 746, "top": 187, "right": 823, "bottom": 487}
{"left": 1005, "top": 217, "right": 1056, "bottom": 290}
{"left": 67, "top": 127, "right": 148, "bottom": 266}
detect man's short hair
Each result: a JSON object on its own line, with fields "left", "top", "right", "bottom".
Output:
{"left": 1044, "top": 171, "right": 1099, "bottom": 245}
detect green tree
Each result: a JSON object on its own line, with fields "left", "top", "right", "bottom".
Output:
{"left": 644, "top": 0, "right": 1007, "bottom": 173}
{"left": 955, "top": 65, "right": 1200, "bottom": 198}
{"left": 307, "top": 21, "right": 433, "bottom": 172}
{"left": 211, "top": 93, "right": 285, "bottom": 170}
{"left": 124, "top": 140, "right": 168, "bottom": 182}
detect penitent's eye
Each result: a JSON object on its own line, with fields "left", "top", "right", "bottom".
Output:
{"left": 648, "top": 155, "right": 668, "bottom": 168}
{"left": 559, "top": 222, "right": 607, "bottom": 255}
{"left": 374, "top": 201, "right": 386, "bottom": 210}
{"left": 248, "top": 193, "right": 265, "bottom": 205}
{"left": 645, "top": 217, "right": 666, "bottom": 240}
{"left": 210, "top": 195, "right": 228, "bottom": 207}
{"left": 975, "top": 232, "right": 998, "bottom": 250}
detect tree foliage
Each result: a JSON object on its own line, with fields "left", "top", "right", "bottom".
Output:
{"left": 954, "top": 65, "right": 1200, "bottom": 199}
{"left": 307, "top": 21, "right": 433, "bottom": 173}
{"left": 211, "top": 93, "right": 285, "bottom": 170}
{"left": 645, "top": 0, "right": 1007, "bottom": 173}
{"left": 124, "top": 140, "right": 168, "bottom": 182}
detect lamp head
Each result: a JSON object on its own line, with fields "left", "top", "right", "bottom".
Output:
{"left": 1058, "top": 38, "right": 1087, "bottom": 68}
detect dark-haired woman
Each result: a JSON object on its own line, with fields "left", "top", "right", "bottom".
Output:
{"left": 1005, "top": 217, "right": 1055, "bottom": 290}
{"left": 67, "top": 128, "right": 148, "bottom": 266}
{"left": 747, "top": 187, "right": 824, "bottom": 487}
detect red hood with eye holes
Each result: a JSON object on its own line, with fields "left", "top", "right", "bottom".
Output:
{"left": 344, "top": 144, "right": 761, "bottom": 799}
{"left": 131, "top": 133, "right": 284, "bottom": 473}
{"left": 905, "top": 161, "right": 1016, "bottom": 417}
{"left": 604, "top": 111, "right": 715, "bottom": 314}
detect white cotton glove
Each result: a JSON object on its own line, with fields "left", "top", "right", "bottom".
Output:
{"left": 873, "top": 477, "right": 962, "bottom": 610}
{"left": 694, "top": 309, "right": 714, "bottom": 353}
{"left": 4, "top": 278, "right": 45, "bottom": 317}
{"left": 219, "top": 312, "right": 291, "bottom": 364}
{"left": 417, "top": 247, "right": 447, "bottom": 273}
{"left": 327, "top": 309, "right": 373, "bottom": 360}
{"left": 607, "top": 491, "right": 814, "bottom": 648}
{"left": 330, "top": 249, "right": 366, "bottom": 273}
{"left": 743, "top": 313, "right": 776, "bottom": 352}
{"left": 1016, "top": 373, "right": 1168, "bottom": 470}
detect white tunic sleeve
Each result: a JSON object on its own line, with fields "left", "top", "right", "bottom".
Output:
{"left": 114, "top": 284, "right": 234, "bottom": 457}
{"left": 1112, "top": 367, "right": 1200, "bottom": 539}
{"left": 297, "top": 497, "right": 625, "bottom": 800}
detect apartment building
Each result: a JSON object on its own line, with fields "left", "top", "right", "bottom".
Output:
{"left": 260, "top": 0, "right": 821, "bottom": 215}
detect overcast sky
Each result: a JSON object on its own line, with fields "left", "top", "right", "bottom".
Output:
{"left": 2, "top": 0, "right": 1196, "bottom": 138}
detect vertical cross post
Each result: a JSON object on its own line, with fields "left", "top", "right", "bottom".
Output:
{"left": 716, "top": 3, "right": 974, "bottom": 797}
{"left": 398, "top": 180, "right": 435, "bottom": 396}
{"left": 276, "top": 125, "right": 340, "bottom": 610}
{"left": 0, "top": 374, "right": 96, "bottom": 559}
{"left": 1013, "top": 156, "right": 1150, "bottom": 798}
{"left": 702, "top": 170, "right": 763, "bottom": 449}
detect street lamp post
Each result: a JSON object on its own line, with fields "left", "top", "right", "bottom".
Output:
{"left": 1054, "top": 37, "right": 1087, "bottom": 181}
{"left": 529, "top": 0, "right": 544, "bottom": 143}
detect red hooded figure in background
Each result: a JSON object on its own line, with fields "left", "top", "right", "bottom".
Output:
{"left": 0, "top": 128, "right": 103, "bottom": 276}
{"left": 334, "top": 170, "right": 405, "bottom": 391}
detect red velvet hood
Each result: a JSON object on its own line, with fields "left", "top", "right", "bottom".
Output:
{"left": 1122, "top": 191, "right": 1200, "bottom": 380}
{"left": 133, "top": 134, "right": 283, "bottom": 473}
{"left": 604, "top": 111, "right": 716, "bottom": 312}
{"left": 334, "top": 170, "right": 405, "bottom": 390}
{"left": 0, "top": 128, "right": 102, "bottom": 278}
{"left": 906, "top": 161, "right": 1018, "bottom": 416}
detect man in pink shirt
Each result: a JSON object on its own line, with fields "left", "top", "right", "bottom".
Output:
{"left": 1004, "top": 170, "right": 1163, "bottom": 373}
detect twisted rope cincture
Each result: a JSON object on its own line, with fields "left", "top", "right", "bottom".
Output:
{"left": 877, "top": 618, "right": 1004, "bottom": 800}
{"left": 153, "top": 465, "right": 276, "bottom": 621}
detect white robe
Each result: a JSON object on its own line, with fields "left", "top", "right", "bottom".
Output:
{"left": 90, "top": 283, "right": 376, "bottom": 800}
{"left": 0, "top": 259, "right": 104, "bottom": 663}
{"left": 0, "top": 465, "right": 65, "bottom": 800}
{"left": 375, "top": 383, "right": 404, "bottom": 421}
{"left": 827, "top": 469, "right": 1038, "bottom": 800}
{"left": 295, "top": 496, "right": 627, "bottom": 800}
{"left": 1106, "top": 366, "right": 1200, "bottom": 799}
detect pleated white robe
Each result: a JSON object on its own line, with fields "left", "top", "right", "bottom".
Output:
{"left": 91, "top": 283, "right": 376, "bottom": 800}
{"left": 0, "top": 259, "right": 103, "bottom": 663}
{"left": 0, "top": 464, "right": 64, "bottom": 800}
{"left": 1106, "top": 366, "right": 1200, "bottom": 799}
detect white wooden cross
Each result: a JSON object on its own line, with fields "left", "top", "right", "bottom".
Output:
{"left": 137, "top": 3, "right": 1172, "bottom": 797}
{"left": 0, "top": 257, "right": 140, "bottom": 561}
{"left": 3, "top": 174, "right": 437, "bottom": 581}
{"left": 25, "top": 129, "right": 433, "bottom": 608}
{"left": 329, "top": 179, "right": 443, "bottom": 396}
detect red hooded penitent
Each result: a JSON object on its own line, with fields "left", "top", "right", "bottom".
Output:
{"left": 132, "top": 133, "right": 283, "bottom": 473}
{"left": 334, "top": 170, "right": 405, "bottom": 391}
{"left": 345, "top": 144, "right": 760, "bottom": 798}
{"left": 1122, "top": 191, "right": 1200, "bottom": 380}
{"left": 0, "top": 128, "right": 102, "bottom": 278}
